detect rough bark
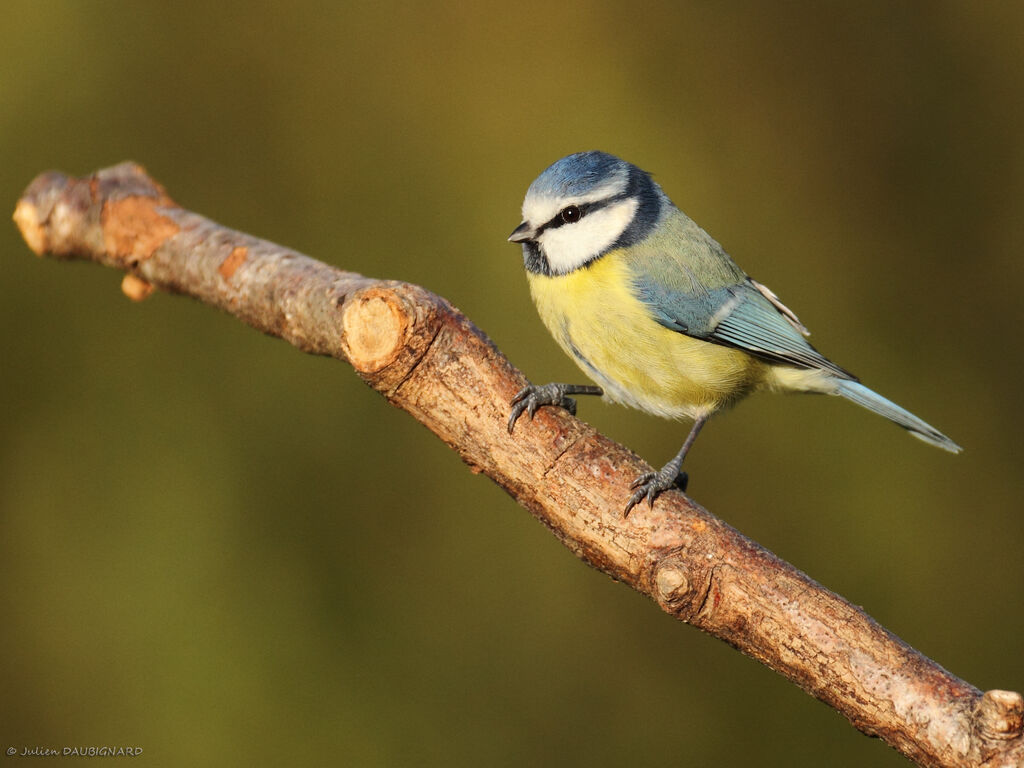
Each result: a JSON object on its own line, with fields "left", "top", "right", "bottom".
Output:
{"left": 13, "top": 163, "right": 1024, "bottom": 768}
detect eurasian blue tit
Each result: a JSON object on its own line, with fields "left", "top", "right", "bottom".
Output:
{"left": 506, "top": 151, "right": 960, "bottom": 515}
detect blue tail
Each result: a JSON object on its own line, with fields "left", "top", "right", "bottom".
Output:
{"left": 836, "top": 380, "right": 961, "bottom": 453}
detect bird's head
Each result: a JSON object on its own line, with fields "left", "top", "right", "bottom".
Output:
{"left": 509, "top": 151, "right": 667, "bottom": 276}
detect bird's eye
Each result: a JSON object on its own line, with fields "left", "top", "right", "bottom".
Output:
{"left": 560, "top": 205, "right": 582, "bottom": 224}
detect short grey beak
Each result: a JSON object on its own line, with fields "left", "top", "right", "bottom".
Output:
{"left": 508, "top": 221, "right": 534, "bottom": 243}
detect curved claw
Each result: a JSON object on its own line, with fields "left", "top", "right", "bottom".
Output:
{"left": 508, "top": 386, "right": 541, "bottom": 433}
{"left": 624, "top": 473, "right": 655, "bottom": 517}
{"left": 623, "top": 470, "right": 689, "bottom": 517}
{"left": 507, "top": 383, "right": 581, "bottom": 433}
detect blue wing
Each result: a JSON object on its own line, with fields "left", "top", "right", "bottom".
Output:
{"left": 633, "top": 271, "right": 856, "bottom": 380}
{"left": 711, "top": 281, "right": 854, "bottom": 378}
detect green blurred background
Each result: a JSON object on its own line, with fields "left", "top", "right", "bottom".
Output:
{"left": 2, "top": 2, "right": 1022, "bottom": 765}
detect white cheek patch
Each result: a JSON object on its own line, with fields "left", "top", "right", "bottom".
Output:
{"left": 539, "top": 198, "right": 639, "bottom": 274}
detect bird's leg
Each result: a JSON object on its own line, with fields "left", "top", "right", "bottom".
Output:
{"left": 508, "top": 383, "right": 603, "bottom": 433}
{"left": 624, "top": 414, "right": 709, "bottom": 516}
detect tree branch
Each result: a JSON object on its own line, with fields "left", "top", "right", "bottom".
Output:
{"left": 13, "top": 163, "right": 1023, "bottom": 768}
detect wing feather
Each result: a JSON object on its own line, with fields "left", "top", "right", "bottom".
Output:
{"left": 710, "top": 291, "right": 855, "bottom": 379}
{"left": 633, "top": 267, "right": 855, "bottom": 380}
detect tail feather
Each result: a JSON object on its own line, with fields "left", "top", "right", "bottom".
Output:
{"left": 836, "top": 380, "right": 962, "bottom": 453}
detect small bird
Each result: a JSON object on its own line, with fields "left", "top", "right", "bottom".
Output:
{"left": 506, "top": 151, "right": 960, "bottom": 515}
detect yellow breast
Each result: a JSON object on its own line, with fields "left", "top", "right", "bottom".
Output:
{"left": 527, "top": 251, "right": 767, "bottom": 419}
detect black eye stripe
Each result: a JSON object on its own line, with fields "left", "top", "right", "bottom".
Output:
{"left": 535, "top": 192, "right": 631, "bottom": 236}
{"left": 544, "top": 203, "right": 587, "bottom": 231}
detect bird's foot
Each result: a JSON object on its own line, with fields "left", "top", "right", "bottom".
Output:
{"left": 624, "top": 467, "right": 688, "bottom": 517}
{"left": 507, "top": 383, "right": 601, "bottom": 433}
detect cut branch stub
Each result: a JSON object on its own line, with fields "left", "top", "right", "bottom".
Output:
{"left": 343, "top": 289, "right": 410, "bottom": 373}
